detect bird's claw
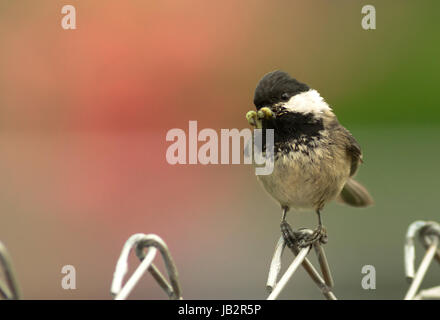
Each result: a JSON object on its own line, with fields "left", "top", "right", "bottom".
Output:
{"left": 281, "top": 220, "right": 295, "bottom": 248}
{"left": 297, "top": 225, "right": 328, "bottom": 248}
{"left": 281, "top": 221, "right": 304, "bottom": 248}
{"left": 281, "top": 221, "right": 328, "bottom": 249}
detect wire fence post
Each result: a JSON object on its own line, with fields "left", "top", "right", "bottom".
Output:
{"left": 1, "top": 220, "right": 440, "bottom": 300}
{"left": 110, "top": 233, "right": 182, "bottom": 300}
{"left": 266, "top": 223, "right": 337, "bottom": 300}
{"left": 0, "top": 241, "right": 21, "bottom": 300}
{"left": 404, "top": 221, "right": 440, "bottom": 300}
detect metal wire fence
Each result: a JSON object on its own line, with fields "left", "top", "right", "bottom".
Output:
{"left": 1, "top": 220, "right": 439, "bottom": 300}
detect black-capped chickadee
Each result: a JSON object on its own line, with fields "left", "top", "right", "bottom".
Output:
{"left": 246, "top": 70, "right": 373, "bottom": 247}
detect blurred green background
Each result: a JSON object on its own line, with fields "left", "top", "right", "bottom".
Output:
{"left": 0, "top": 1, "right": 439, "bottom": 299}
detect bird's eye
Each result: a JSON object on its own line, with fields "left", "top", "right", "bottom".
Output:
{"left": 281, "top": 93, "right": 290, "bottom": 101}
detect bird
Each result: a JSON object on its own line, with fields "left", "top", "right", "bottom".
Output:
{"left": 246, "top": 70, "right": 373, "bottom": 247}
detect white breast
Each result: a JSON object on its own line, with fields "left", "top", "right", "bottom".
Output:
{"left": 257, "top": 144, "right": 350, "bottom": 211}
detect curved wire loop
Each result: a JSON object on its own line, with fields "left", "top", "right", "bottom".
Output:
{"left": 0, "top": 241, "right": 21, "bottom": 300}
{"left": 111, "top": 233, "right": 182, "bottom": 300}
{"left": 266, "top": 227, "right": 337, "bottom": 300}
{"left": 404, "top": 221, "right": 440, "bottom": 300}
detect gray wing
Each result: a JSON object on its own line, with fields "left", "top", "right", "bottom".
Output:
{"left": 344, "top": 128, "right": 362, "bottom": 177}
{"left": 330, "top": 120, "right": 362, "bottom": 177}
{"left": 329, "top": 120, "right": 373, "bottom": 207}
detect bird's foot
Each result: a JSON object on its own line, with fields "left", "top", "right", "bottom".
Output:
{"left": 297, "top": 225, "right": 328, "bottom": 248}
{"left": 281, "top": 221, "right": 328, "bottom": 249}
{"left": 280, "top": 220, "right": 304, "bottom": 249}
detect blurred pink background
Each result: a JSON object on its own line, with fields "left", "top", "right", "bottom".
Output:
{"left": 1, "top": 1, "right": 439, "bottom": 299}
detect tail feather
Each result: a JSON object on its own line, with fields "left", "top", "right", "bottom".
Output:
{"left": 337, "top": 178, "right": 374, "bottom": 207}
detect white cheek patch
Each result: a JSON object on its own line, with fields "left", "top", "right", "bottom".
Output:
{"left": 283, "top": 89, "right": 331, "bottom": 114}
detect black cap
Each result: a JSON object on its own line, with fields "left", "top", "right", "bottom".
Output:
{"left": 254, "top": 70, "right": 309, "bottom": 109}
